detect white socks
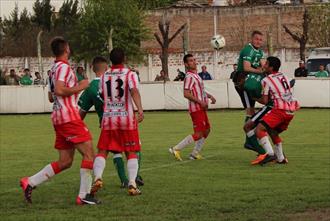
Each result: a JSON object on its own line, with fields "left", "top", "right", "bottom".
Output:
{"left": 192, "top": 138, "right": 205, "bottom": 155}
{"left": 79, "top": 168, "right": 93, "bottom": 199}
{"left": 127, "top": 158, "right": 138, "bottom": 186}
{"left": 93, "top": 156, "right": 106, "bottom": 181}
{"left": 173, "top": 135, "right": 194, "bottom": 151}
{"left": 258, "top": 136, "right": 274, "bottom": 155}
{"left": 28, "top": 164, "right": 55, "bottom": 187}
{"left": 274, "top": 142, "right": 284, "bottom": 162}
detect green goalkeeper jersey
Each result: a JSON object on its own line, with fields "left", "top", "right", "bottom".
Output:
{"left": 78, "top": 78, "right": 103, "bottom": 123}
{"left": 237, "top": 43, "right": 265, "bottom": 98}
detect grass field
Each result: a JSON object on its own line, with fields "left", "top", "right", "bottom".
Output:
{"left": 0, "top": 109, "right": 329, "bottom": 221}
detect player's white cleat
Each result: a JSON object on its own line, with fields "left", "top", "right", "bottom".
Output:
{"left": 169, "top": 147, "right": 183, "bottom": 161}
{"left": 189, "top": 153, "right": 203, "bottom": 160}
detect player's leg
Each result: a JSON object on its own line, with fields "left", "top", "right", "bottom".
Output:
{"left": 126, "top": 151, "right": 141, "bottom": 196}
{"left": 135, "top": 151, "right": 144, "bottom": 186}
{"left": 190, "top": 130, "right": 206, "bottom": 160}
{"left": 113, "top": 152, "right": 129, "bottom": 188}
{"left": 20, "top": 148, "right": 74, "bottom": 203}
{"left": 269, "top": 132, "right": 287, "bottom": 164}
{"left": 90, "top": 149, "right": 109, "bottom": 194}
{"left": 75, "top": 140, "right": 99, "bottom": 204}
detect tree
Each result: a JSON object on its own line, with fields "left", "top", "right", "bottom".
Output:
{"left": 136, "top": 0, "right": 178, "bottom": 9}
{"left": 283, "top": 9, "right": 309, "bottom": 62}
{"left": 154, "top": 17, "right": 186, "bottom": 76}
{"left": 71, "top": 0, "right": 148, "bottom": 63}
{"left": 308, "top": 4, "right": 330, "bottom": 48}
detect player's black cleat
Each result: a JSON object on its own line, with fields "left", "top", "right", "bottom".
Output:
{"left": 76, "top": 194, "right": 101, "bottom": 205}
{"left": 136, "top": 175, "right": 144, "bottom": 186}
{"left": 120, "top": 180, "right": 129, "bottom": 189}
{"left": 20, "top": 177, "right": 33, "bottom": 204}
{"left": 259, "top": 154, "right": 277, "bottom": 165}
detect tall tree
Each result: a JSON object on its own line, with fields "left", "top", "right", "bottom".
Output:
{"left": 55, "top": 0, "right": 80, "bottom": 38}
{"left": 154, "top": 17, "right": 186, "bottom": 76}
{"left": 283, "top": 9, "right": 309, "bottom": 62}
{"left": 308, "top": 4, "right": 330, "bottom": 48}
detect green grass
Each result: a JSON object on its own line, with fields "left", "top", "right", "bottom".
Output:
{"left": 0, "top": 109, "right": 329, "bottom": 221}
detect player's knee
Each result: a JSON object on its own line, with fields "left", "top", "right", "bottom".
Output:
{"left": 192, "top": 132, "right": 203, "bottom": 141}
{"left": 255, "top": 124, "right": 267, "bottom": 139}
{"left": 243, "top": 121, "right": 254, "bottom": 132}
{"left": 58, "top": 158, "right": 73, "bottom": 170}
{"left": 203, "top": 129, "right": 210, "bottom": 138}
{"left": 126, "top": 152, "right": 138, "bottom": 159}
{"left": 272, "top": 136, "right": 282, "bottom": 144}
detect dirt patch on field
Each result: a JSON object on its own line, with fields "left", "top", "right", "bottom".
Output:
{"left": 287, "top": 208, "right": 330, "bottom": 221}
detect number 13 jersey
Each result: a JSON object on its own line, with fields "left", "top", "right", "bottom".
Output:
{"left": 99, "top": 65, "right": 139, "bottom": 130}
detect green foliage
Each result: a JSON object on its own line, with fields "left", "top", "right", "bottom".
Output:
{"left": 308, "top": 4, "right": 330, "bottom": 47}
{"left": 54, "top": 0, "right": 80, "bottom": 38}
{"left": 32, "top": 0, "right": 53, "bottom": 31}
{"left": 71, "top": 0, "right": 149, "bottom": 63}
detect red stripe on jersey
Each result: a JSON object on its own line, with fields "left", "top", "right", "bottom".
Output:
{"left": 125, "top": 72, "right": 130, "bottom": 129}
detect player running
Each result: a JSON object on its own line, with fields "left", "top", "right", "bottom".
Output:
{"left": 20, "top": 37, "right": 99, "bottom": 205}
{"left": 169, "top": 54, "right": 216, "bottom": 161}
{"left": 78, "top": 56, "right": 144, "bottom": 188}
{"left": 91, "top": 48, "right": 144, "bottom": 196}
{"left": 233, "top": 31, "right": 267, "bottom": 156}
{"left": 252, "top": 56, "right": 299, "bottom": 165}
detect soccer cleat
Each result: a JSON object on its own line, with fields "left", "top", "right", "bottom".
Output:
{"left": 251, "top": 154, "right": 267, "bottom": 165}
{"left": 189, "top": 153, "right": 203, "bottom": 160}
{"left": 136, "top": 175, "right": 144, "bottom": 186}
{"left": 277, "top": 156, "right": 288, "bottom": 164}
{"left": 76, "top": 194, "right": 101, "bottom": 205}
{"left": 259, "top": 154, "right": 277, "bottom": 165}
{"left": 20, "top": 177, "right": 33, "bottom": 204}
{"left": 169, "top": 147, "right": 183, "bottom": 161}
{"left": 128, "top": 185, "right": 142, "bottom": 196}
{"left": 120, "top": 180, "right": 129, "bottom": 189}
{"left": 90, "top": 179, "right": 103, "bottom": 196}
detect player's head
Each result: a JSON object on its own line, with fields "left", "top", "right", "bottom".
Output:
{"left": 183, "top": 54, "right": 197, "bottom": 71}
{"left": 51, "top": 37, "right": 70, "bottom": 58}
{"left": 110, "top": 48, "right": 125, "bottom": 65}
{"left": 265, "top": 56, "right": 281, "bottom": 74}
{"left": 251, "top": 31, "right": 263, "bottom": 49}
{"left": 319, "top": 64, "right": 325, "bottom": 71}
{"left": 92, "top": 56, "right": 108, "bottom": 76}
{"left": 77, "top": 66, "right": 84, "bottom": 74}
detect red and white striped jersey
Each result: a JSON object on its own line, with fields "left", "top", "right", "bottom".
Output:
{"left": 48, "top": 60, "right": 80, "bottom": 125}
{"left": 100, "top": 65, "right": 139, "bottom": 130}
{"left": 183, "top": 71, "right": 208, "bottom": 113}
{"left": 262, "top": 72, "right": 300, "bottom": 112}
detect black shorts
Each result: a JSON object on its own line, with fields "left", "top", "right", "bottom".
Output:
{"left": 235, "top": 86, "right": 256, "bottom": 109}
{"left": 251, "top": 105, "right": 272, "bottom": 125}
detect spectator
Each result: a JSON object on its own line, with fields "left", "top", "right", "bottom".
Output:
{"left": 131, "top": 66, "right": 141, "bottom": 82}
{"left": 5, "top": 69, "right": 20, "bottom": 85}
{"left": 294, "top": 60, "right": 308, "bottom": 77}
{"left": 20, "top": 68, "right": 33, "bottom": 85}
{"left": 154, "top": 70, "right": 170, "bottom": 82}
{"left": 230, "top": 64, "right": 238, "bottom": 80}
{"left": 33, "top": 72, "right": 45, "bottom": 85}
{"left": 76, "top": 66, "right": 87, "bottom": 82}
{"left": 198, "top": 65, "right": 213, "bottom": 80}
{"left": 0, "top": 68, "right": 7, "bottom": 85}
{"left": 315, "top": 64, "right": 329, "bottom": 78}
{"left": 45, "top": 70, "right": 51, "bottom": 85}
{"left": 173, "top": 69, "right": 186, "bottom": 81}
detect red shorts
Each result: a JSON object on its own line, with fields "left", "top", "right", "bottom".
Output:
{"left": 190, "top": 110, "right": 211, "bottom": 133}
{"left": 53, "top": 120, "right": 92, "bottom": 149}
{"left": 97, "top": 129, "right": 141, "bottom": 153}
{"left": 261, "top": 109, "right": 294, "bottom": 133}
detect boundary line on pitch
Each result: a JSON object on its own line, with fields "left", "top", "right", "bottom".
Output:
{"left": 0, "top": 153, "right": 221, "bottom": 195}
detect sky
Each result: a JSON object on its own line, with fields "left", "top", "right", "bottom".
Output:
{"left": 0, "top": 0, "right": 83, "bottom": 19}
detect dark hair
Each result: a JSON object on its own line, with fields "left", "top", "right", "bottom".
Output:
{"left": 92, "top": 56, "right": 108, "bottom": 72}
{"left": 35, "top": 72, "right": 40, "bottom": 75}
{"left": 10, "top": 69, "right": 15, "bottom": 72}
{"left": 51, "top": 37, "right": 68, "bottom": 57}
{"left": 24, "top": 68, "right": 30, "bottom": 72}
{"left": 319, "top": 64, "right": 325, "bottom": 67}
{"left": 252, "top": 30, "right": 263, "bottom": 37}
{"left": 183, "top": 54, "right": 193, "bottom": 63}
{"left": 267, "top": 56, "right": 281, "bottom": 72}
{"left": 110, "top": 48, "right": 125, "bottom": 65}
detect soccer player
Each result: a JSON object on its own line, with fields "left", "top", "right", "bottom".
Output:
{"left": 169, "top": 54, "right": 216, "bottom": 161}
{"left": 91, "top": 48, "right": 144, "bottom": 196}
{"left": 20, "top": 37, "right": 99, "bottom": 205}
{"left": 78, "top": 56, "right": 144, "bottom": 188}
{"left": 252, "top": 56, "right": 300, "bottom": 165}
{"left": 234, "top": 30, "right": 266, "bottom": 155}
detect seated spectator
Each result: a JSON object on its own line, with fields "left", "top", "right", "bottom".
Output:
{"left": 230, "top": 64, "right": 238, "bottom": 80}
{"left": 76, "top": 66, "right": 87, "bottom": 82}
{"left": 154, "top": 70, "right": 170, "bottom": 82}
{"left": 33, "top": 72, "right": 45, "bottom": 85}
{"left": 294, "top": 60, "right": 308, "bottom": 77}
{"left": 198, "top": 65, "right": 213, "bottom": 80}
{"left": 5, "top": 69, "right": 20, "bottom": 85}
{"left": 20, "top": 68, "right": 33, "bottom": 85}
{"left": 173, "top": 69, "right": 185, "bottom": 81}
{"left": 315, "top": 64, "right": 329, "bottom": 78}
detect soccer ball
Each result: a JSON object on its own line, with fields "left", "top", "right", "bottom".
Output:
{"left": 210, "top": 35, "right": 226, "bottom": 50}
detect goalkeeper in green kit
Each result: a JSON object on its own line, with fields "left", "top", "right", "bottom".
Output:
{"left": 78, "top": 56, "right": 144, "bottom": 188}
{"left": 233, "top": 31, "right": 268, "bottom": 156}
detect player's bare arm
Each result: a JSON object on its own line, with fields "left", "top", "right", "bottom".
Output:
{"left": 206, "top": 92, "right": 216, "bottom": 104}
{"left": 184, "top": 89, "right": 208, "bottom": 109}
{"left": 55, "top": 79, "right": 89, "bottom": 96}
{"left": 79, "top": 109, "right": 87, "bottom": 120}
{"left": 131, "top": 88, "right": 144, "bottom": 123}
{"left": 48, "top": 92, "right": 54, "bottom": 103}
{"left": 243, "top": 61, "right": 264, "bottom": 74}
